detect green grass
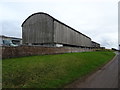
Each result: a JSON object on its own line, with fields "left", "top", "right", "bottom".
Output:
{"left": 2, "top": 51, "right": 115, "bottom": 88}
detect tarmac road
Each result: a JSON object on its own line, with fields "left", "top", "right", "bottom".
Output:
{"left": 66, "top": 52, "right": 119, "bottom": 88}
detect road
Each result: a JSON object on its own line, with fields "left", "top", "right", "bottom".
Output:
{"left": 66, "top": 52, "right": 119, "bottom": 88}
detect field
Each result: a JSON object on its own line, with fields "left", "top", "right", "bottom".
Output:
{"left": 2, "top": 51, "right": 115, "bottom": 88}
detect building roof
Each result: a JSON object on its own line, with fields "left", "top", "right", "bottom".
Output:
{"left": 0, "top": 35, "right": 22, "bottom": 40}
{"left": 22, "top": 12, "right": 91, "bottom": 39}
{"left": 92, "top": 41, "right": 100, "bottom": 45}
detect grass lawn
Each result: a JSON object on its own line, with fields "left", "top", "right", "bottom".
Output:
{"left": 2, "top": 51, "right": 115, "bottom": 88}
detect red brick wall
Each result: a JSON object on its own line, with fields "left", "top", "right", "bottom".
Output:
{"left": 2, "top": 46, "right": 94, "bottom": 59}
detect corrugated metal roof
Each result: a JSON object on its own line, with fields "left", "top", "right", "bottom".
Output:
{"left": 21, "top": 12, "right": 91, "bottom": 39}
{"left": 0, "top": 35, "right": 22, "bottom": 40}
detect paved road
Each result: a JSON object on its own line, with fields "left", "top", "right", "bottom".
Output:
{"left": 66, "top": 52, "right": 119, "bottom": 88}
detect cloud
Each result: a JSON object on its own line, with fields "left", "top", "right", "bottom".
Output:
{"left": 2, "top": 21, "right": 22, "bottom": 38}
{"left": 1, "top": 0, "right": 118, "bottom": 49}
{"left": 1, "top": 0, "right": 119, "bottom": 3}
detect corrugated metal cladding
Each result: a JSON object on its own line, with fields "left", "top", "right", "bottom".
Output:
{"left": 22, "top": 13, "right": 54, "bottom": 44}
{"left": 54, "top": 21, "right": 91, "bottom": 47}
{"left": 22, "top": 12, "right": 100, "bottom": 48}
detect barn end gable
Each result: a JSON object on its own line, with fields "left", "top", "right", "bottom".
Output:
{"left": 22, "top": 12, "right": 54, "bottom": 45}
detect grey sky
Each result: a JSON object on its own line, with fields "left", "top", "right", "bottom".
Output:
{"left": 1, "top": 0, "right": 119, "bottom": 49}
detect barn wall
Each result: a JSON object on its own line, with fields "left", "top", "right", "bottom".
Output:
{"left": 22, "top": 14, "right": 54, "bottom": 44}
{"left": 54, "top": 21, "right": 91, "bottom": 47}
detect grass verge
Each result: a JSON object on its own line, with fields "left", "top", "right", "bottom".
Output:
{"left": 2, "top": 51, "right": 115, "bottom": 88}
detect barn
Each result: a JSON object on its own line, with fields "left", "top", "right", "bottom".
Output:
{"left": 91, "top": 41, "right": 100, "bottom": 48}
{"left": 22, "top": 12, "right": 99, "bottom": 48}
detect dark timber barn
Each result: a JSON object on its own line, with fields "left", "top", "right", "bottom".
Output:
{"left": 22, "top": 12, "right": 100, "bottom": 48}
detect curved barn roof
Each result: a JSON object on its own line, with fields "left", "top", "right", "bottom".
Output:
{"left": 22, "top": 12, "right": 91, "bottom": 39}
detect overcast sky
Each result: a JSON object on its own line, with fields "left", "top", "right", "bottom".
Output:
{"left": 0, "top": 0, "right": 119, "bottom": 49}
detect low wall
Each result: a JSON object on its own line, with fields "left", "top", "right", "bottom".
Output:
{"left": 1, "top": 46, "right": 95, "bottom": 59}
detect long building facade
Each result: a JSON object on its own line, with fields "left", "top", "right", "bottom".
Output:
{"left": 22, "top": 12, "right": 100, "bottom": 48}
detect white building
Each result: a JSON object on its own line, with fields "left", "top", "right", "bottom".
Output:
{"left": 0, "top": 35, "right": 22, "bottom": 46}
